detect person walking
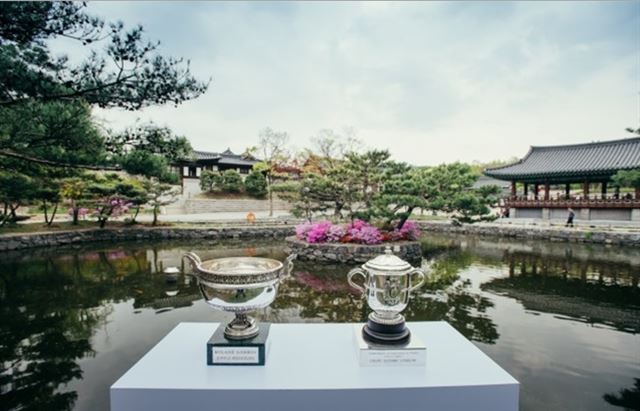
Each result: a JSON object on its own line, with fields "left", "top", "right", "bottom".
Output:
{"left": 565, "top": 207, "right": 575, "bottom": 228}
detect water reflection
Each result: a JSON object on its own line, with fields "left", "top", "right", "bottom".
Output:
{"left": 604, "top": 378, "right": 640, "bottom": 410}
{"left": 482, "top": 248, "right": 640, "bottom": 333}
{"left": 0, "top": 235, "right": 638, "bottom": 411}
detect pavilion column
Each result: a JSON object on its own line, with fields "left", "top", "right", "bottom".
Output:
{"left": 615, "top": 186, "right": 620, "bottom": 199}
{"left": 534, "top": 184, "right": 539, "bottom": 200}
{"left": 601, "top": 182, "right": 607, "bottom": 200}
{"left": 565, "top": 183, "right": 571, "bottom": 199}
{"left": 544, "top": 183, "right": 550, "bottom": 201}
{"left": 583, "top": 181, "right": 590, "bottom": 199}
{"left": 511, "top": 182, "right": 517, "bottom": 198}
{"left": 636, "top": 186, "right": 640, "bottom": 200}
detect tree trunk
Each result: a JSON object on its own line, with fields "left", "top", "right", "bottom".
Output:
{"left": 72, "top": 203, "right": 79, "bottom": 225}
{"left": 153, "top": 206, "right": 159, "bottom": 226}
{"left": 131, "top": 205, "right": 141, "bottom": 224}
{"left": 47, "top": 203, "right": 58, "bottom": 226}
{"left": 268, "top": 174, "right": 274, "bottom": 217}
{"left": 395, "top": 207, "right": 414, "bottom": 231}
{"left": 43, "top": 200, "right": 49, "bottom": 224}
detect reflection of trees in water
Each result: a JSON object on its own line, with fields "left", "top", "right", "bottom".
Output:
{"left": 0, "top": 245, "right": 198, "bottom": 411}
{"left": 482, "top": 251, "right": 640, "bottom": 333}
{"left": 603, "top": 378, "right": 640, "bottom": 411}
{"left": 271, "top": 256, "right": 500, "bottom": 344}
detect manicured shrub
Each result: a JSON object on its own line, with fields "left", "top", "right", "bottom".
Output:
{"left": 244, "top": 171, "right": 267, "bottom": 198}
{"left": 200, "top": 170, "right": 223, "bottom": 192}
{"left": 222, "top": 170, "right": 243, "bottom": 193}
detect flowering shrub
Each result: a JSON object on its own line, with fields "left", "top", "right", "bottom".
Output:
{"left": 346, "top": 219, "right": 383, "bottom": 244}
{"left": 295, "top": 222, "right": 313, "bottom": 240}
{"left": 326, "top": 225, "right": 346, "bottom": 242}
{"left": 93, "top": 198, "right": 133, "bottom": 228}
{"left": 388, "top": 220, "right": 420, "bottom": 241}
{"left": 306, "top": 221, "right": 332, "bottom": 243}
{"left": 295, "top": 219, "right": 420, "bottom": 245}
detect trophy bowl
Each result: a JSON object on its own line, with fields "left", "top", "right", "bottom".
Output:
{"left": 347, "top": 247, "right": 426, "bottom": 344}
{"left": 184, "top": 252, "right": 296, "bottom": 340}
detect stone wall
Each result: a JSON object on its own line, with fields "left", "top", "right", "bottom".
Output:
{"left": 0, "top": 226, "right": 295, "bottom": 252}
{"left": 285, "top": 237, "right": 422, "bottom": 264}
{"left": 417, "top": 221, "right": 640, "bottom": 247}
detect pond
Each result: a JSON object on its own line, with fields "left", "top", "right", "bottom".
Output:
{"left": 1, "top": 233, "right": 639, "bottom": 411}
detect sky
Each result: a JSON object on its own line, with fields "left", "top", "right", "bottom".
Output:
{"left": 67, "top": 1, "right": 640, "bottom": 166}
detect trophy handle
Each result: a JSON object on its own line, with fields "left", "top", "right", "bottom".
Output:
{"left": 183, "top": 252, "right": 202, "bottom": 270}
{"left": 347, "top": 268, "right": 367, "bottom": 294}
{"left": 408, "top": 268, "right": 426, "bottom": 292}
{"left": 283, "top": 254, "right": 297, "bottom": 278}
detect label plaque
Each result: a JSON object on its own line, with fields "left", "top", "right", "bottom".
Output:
{"left": 211, "top": 347, "right": 260, "bottom": 364}
{"left": 353, "top": 324, "right": 426, "bottom": 367}
{"left": 207, "top": 323, "right": 270, "bottom": 366}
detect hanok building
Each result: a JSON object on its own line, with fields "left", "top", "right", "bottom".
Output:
{"left": 171, "top": 148, "right": 259, "bottom": 197}
{"left": 174, "top": 148, "right": 258, "bottom": 179}
{"left": 484, "top": 137, "right": 640, "bottom": 222}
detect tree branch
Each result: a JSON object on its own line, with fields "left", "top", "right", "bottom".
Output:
{"left": 0, "top": 149, "right": 120, "bottom": 171}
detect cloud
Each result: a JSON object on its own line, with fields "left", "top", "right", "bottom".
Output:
{"left": 79, "top": 1, "right": 638, "bottom": 165}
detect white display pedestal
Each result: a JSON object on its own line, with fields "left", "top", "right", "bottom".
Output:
{"left": 111, "top": 322, "right": 518, "bottom": 411}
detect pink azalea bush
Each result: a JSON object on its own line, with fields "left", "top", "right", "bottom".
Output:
{"left": 347, "top": 219, "right": 383, "bottom": 244}
{"left": 295, "top": 219, "right": 420, "bottom": 245}
{"left": 388, "top": 220, "right": 420, "bottom": 241}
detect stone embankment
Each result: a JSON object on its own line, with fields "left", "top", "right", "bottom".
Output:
{"left": 2, "top": 220, "right": 639, "bottom": 252}
{"left": 0, "top": 226, "right": 295, "bottom": 252}
{"left": 285, "top": 237, "right": 422, "bottom": 264}
{"left": 417, "top": 221, "right": 640, "bottom": 247}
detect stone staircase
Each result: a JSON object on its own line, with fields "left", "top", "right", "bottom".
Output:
{"left": 183, "top": 198, "right": 291, "bottom": 214}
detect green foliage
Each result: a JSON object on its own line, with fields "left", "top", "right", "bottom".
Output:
{"left": 199, "top": 170, "right": 223, "bottom": 192}
{"left": 221, "top": 170, "right": 243, "bottom": 193}
{"left": 343, "top": 150, "right": 391, "bottom": 212}
{"left": 0, "top": 100, "right": 106, "bottom": 173}
{"left": 0, "top": 171, "right": 38, "bottom": 226}
{"left": 0, "top": 2, "right": 208, "bottom": 110}
{"left": 244, "top": 171, "right": 267, "bottom": 198}
{"left": 118, "top": 149, "right": 177, "bottom": 184}
{"left": 142, "top": 178, "right": 179, "bottom": 225}
{"left": 611, "top": 169, "right": 640, "bottom": 189}
{"left": 278, "top": 150, "right": 500, "bottom": 226}
{"left": 107, "top": 123, "right": 192, "bottom": 163}
{"left": 0, "top": 1, "right": 205, "bottom": 189}
{"left": 372, "top": 162, "right": 429, "bottom": 229}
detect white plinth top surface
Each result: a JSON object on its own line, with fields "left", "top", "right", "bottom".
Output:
{"left": 111, "top": 321, "right": 519, "bottom": 411}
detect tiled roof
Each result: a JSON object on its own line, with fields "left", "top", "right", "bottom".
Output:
{"left": 484, "top": 137, "right": 640, "bottom": 182}
{"left": 193, "top": 150, "right": 221, "bottom": 161}
{"left": 218, "top": 157, "right": 258, "bottom": 166}
{"left": 190, "top": 149, "right": 259, "bottom": 166}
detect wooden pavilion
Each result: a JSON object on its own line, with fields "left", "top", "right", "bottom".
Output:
{"left": 484, "top": 137, "right": 640, "bottom": 222}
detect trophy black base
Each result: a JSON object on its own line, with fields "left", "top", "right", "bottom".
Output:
{"left": 207, "top": 323, "right": 270, "bottom": 366}
{"left": 362, "top": 318, "right": 411, "bottom": 345}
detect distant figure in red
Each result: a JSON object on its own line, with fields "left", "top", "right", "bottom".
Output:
{"left": 565, "top": 208, "right": 575, "bottom": 228}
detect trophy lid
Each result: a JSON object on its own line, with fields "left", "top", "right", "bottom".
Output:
{"left": 363, "top": 246, "right": 413, "bottom": 273}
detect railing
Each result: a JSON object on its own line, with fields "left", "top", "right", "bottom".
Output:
{"left": 504, "top": 197, "right": 640, "bottom": 209}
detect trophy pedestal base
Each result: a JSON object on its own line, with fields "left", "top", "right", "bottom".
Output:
{"left": 354, "top": 324, "right": 426, "bottom": 367}
{"left": 207, "top": 323, "right": 270, "bottom": 366}
{"left": 362, "top": 317, "right": 411, "bottom": 345}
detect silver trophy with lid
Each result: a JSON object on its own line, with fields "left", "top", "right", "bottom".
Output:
{"left": 347, "top": 247, "right": 426, "bottom": 344}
